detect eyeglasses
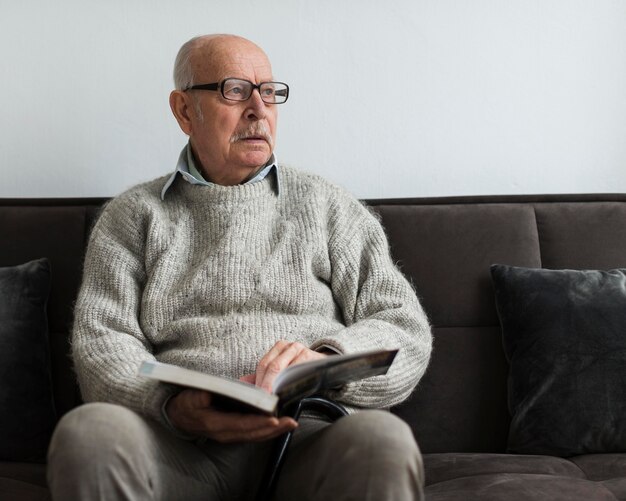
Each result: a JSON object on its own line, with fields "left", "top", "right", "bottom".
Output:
{"left": 185, "top": 78, "right": 289, "bottom": 104}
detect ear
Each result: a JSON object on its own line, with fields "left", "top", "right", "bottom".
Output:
{"left": 169, "top": 90, "right": 194, "bottom": 135}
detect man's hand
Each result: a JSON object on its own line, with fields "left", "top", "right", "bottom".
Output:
{"left": 166, "top": 342, "right": 328, "bottom": 443}
{"left": 245, "top": 341, "right": 329, "bottom": 394}
{"left": 165, "top": 389, "right": 297, "bottom": 443}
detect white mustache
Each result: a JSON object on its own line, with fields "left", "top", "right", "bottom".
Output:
{"left": 230, "top": 123, "right": 273, "bottom": 146}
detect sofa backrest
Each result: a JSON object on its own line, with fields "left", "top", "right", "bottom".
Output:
{"left": 0, "top": 198, "right": 106, "bottom": 418}
{"left": 369, "top": 195, "right": 626, "bottom": 453}
{"left": 2, "top": 194, "right": 626, "bottom": 454}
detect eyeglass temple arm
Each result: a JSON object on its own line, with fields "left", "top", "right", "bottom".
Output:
{"left": 186, "top": 83, "right": 220, "bottom": 91}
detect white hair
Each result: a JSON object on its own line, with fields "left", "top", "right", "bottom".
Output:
{"left": 173, "top": 36, "right": 202, "bottom": 90}
{"left": 173, "top": 35, "right": 222, "bottom": 121}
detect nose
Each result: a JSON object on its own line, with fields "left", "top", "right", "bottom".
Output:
{"left": 244, "top": 88, "right": 267, "bottom": 121}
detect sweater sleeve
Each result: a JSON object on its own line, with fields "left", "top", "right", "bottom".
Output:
{"left": 309, "top": 190, "right": 432, "bottom": 409}
{"left": 71, "top": 193, "right": 177, "bottom": 424}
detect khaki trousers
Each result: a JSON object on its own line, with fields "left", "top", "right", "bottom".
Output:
{"left": 47, "top": 402, "right": 424, "bottom": 501}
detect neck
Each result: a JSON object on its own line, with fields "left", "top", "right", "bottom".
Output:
{"left": 189, "top": 145, "right": 272, "bottom": 186}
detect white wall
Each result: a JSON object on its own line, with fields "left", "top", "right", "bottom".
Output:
{"left": 1, "top": 0, "right": 625, "bottom": 199}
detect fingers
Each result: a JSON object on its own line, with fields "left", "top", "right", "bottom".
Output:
{"left": 165, "top": 388, "right": 298, "bottom": 444}
{"left": 255, "top": 341, "right": 328, "bottom": 393}
{"left": 209, "top": 415, "right": 298, "bottom": 443}
{"left": 255, "top": 341, "right": 304, "bottom": 393}
{"left": 239, "top": 374, "right": 256, "bottom": 384}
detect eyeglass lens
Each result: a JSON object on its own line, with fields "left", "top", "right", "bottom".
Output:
{"left": 222, "top": 79, "right": 288, "bottom": 104}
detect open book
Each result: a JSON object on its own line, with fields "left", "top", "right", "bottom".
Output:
{"left": 138, "top": 348, "right": 398, "bottom": 415}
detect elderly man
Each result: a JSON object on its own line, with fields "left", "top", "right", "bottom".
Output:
{"left": 47, "top": 34, "right": 432, "bottom": 500}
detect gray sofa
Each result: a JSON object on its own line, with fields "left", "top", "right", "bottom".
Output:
{"left": 2, "top": 194, "right": 626, "bottom": 500}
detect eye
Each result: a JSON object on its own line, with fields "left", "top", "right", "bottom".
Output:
{"left": 262, "top": 86, "right": 275, "bottom": 97}
{"left": 222, "top": 79, "right": 250, "bottom": 100}
{"left": 225, "top": 84, "right": 244, "bottom": 95}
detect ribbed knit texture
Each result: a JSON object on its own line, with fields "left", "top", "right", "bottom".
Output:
{"left": 72, "top": 166, "right": 432, "bottom": 424}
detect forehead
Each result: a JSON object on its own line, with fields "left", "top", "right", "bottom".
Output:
{"left": 193, "top": 40, "right": 273, "bottom": 83}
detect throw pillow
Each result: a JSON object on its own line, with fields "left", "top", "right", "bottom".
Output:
{"left": 491, "top": 264, "right": 626, "bottom": 457}
{"left": 0, "top": 258, "right": 56, "bottom": 462}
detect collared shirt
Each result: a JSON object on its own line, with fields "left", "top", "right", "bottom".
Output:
{"left": 160, "top": 143, "right": 280, "bottom": 200}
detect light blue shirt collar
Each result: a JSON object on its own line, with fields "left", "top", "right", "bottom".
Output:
{"left": 161, "top": 144, "right": 279, "bottom": 200}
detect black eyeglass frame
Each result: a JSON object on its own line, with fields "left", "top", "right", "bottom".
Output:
{"left": 185, "top": 78, "right": 290, "bottom": 104}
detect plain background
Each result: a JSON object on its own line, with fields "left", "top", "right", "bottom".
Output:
{"left": 1, "top": 0, "right": 625, "bottom": 199}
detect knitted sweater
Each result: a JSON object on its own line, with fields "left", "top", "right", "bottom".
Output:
{"left": 72, "top": 166, "right": 432, "bottom": 425}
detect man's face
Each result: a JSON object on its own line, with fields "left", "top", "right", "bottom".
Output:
{"left": 183, "top": 39, "right": 278, "bottom": 185}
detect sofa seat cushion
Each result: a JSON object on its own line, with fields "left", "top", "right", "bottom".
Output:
{"left": 0, "top": 478, "right": 49, "bottom": 501}
{"left": 424, "top": 453, "right": 626, "bottom": 500}
{"left": 570, "top": 454, "right": 626, "bottom": 480}
{"left": 425, "top": 473, "right": 617, "bottom": 501}
{"left": 0, "top": 461, "right": 48, "bottom": 501}
{"left": 570, "top": 454, "right": 626, "bottom": 500}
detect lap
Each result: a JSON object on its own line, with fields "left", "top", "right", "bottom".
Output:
{"left": 276, "top": 410, "right": 423, "bottom": 501}
{"left": 49, "top": 404, "right": 421, "bottom": 501}
{"left": 49, "top": 402, "right": 273, "bottom": 500}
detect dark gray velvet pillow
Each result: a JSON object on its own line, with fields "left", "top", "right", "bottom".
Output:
{"left": 491, "top": 264, "right": 626, "bottom": 457}
{"left": 0, "top": 258, "right": 56, "bottom": 462}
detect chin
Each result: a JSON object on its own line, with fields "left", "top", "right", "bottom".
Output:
{"left": 238, "top": 152, "right": 272, "bottom": 168}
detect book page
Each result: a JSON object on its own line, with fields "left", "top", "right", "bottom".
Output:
{"left": 272, "top": 349, "right": 398, "bottom": 408}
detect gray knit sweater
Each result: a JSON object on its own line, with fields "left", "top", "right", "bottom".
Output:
{"left": 72, "top": 166, "right": 432, "bottom": 425}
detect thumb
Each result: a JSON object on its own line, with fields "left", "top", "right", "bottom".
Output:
{"left": 188, "top": 389, "right": 213, "bottom": 408}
